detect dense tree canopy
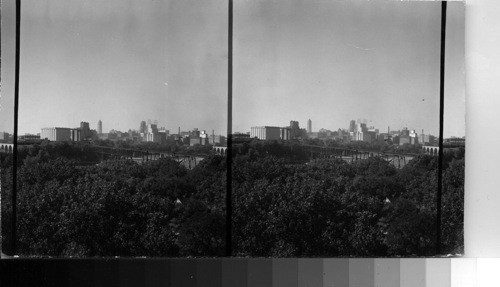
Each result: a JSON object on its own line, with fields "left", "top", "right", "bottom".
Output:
{"left": 1, "top": 141, "right": 464, "bottom": 257}
{"left": 231, "top": 145, "right": 464, "bottom": 257}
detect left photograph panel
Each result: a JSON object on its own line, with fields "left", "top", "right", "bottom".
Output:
{"left": 1, "top": 0, "right": 228, "bottom": 257}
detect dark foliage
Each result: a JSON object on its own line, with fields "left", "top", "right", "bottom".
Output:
{"left": 0, "top": 142, "right": 464, "bottom": 257}
{"left": 231, "top": 146, "right": 464, "bottom": 257}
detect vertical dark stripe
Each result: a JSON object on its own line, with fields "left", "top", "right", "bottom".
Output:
{"left": 12, "top": 0, "right": 21, "bottom": 256}
{"left": 437, "top": 1, "right": 447, "bottom": 255}
{"left": 226, "top": 0, "right": 233, "bottom": 257}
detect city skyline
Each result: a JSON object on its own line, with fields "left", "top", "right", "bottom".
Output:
{"left": 245, "top": 117, "right": 451, "bottom": 140}
{"left": 1, "top": 116, "right": 452, "bottom": 146}
{"left": 1, "top": 0, "right": 228, "bottom": 136}
{"left": 233, "top": 0, "right": 465, "bottom": 138}
{"left": 36, "top": 119, "right": 225, "bottom": 136}
{"left": 7, "top": 115, "right": 451, "bottom": 140}
{"left": 1, "top": 1, "right": 464, "bottom": 138}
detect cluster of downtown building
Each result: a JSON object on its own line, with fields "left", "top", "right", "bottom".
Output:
{"left": 249, "top": 119, "right": 440, "bottom": 146}
{"left": 3, "top": 118, "right": 463, "bottom": 147}
{"left": 17, "top": 120, "right": 226, "bottom": 147}
{"left": 0, "top": 132, "right": 12, "bottom": 143}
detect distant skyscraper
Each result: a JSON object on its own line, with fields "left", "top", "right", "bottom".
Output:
{"left": 307, "top": 119, "right": 312, "bottom": 133}
{"left": 98, "top": 120, "right": 102, "bottom": 135}
{"left": 349, "top": 120, "right": 356, "bottom": 132}
{"left": 140, "top": 121, "right": 147, "bottom": 134}
{"left": 80, "top": 122, "right": 90, "bottom": 130}
{"left": 80, "top": 122, "right": 91, "bottom": 139}
{"left": 355, "top": 122, "right": 367, "bottom": 133}
{"left": 401, "top": 127, "right": 410, "bottom": 136}
{"left": 289, "top": 120, "right": 300, "bottom": 139}
{"left": 145, "top": 123, "right": 160, "bottom": 143}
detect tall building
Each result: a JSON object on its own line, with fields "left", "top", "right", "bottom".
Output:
{"left": 355, "top": 122, "right": 367, "bottom": 133}
{"left": 145, "top": 123, "right": 160, "bottom": 143}
{"left": 401, "top": 127, "right": 410, "bottom": 136}
{"left": 350, "top": 121, "right": 370, "bottom": 142}
{"left": 190, "top": 128, "right": 201, "bottom": 138}
{"left": 140, "top": 121, "right": 147, "bottom": 134}
{"left": 97, "top": 120, "right": 102, "bottom": 135}
{"left": 307, "top": 119, "right": 312, "bottom": 133}
{"left": 290, "top": 120, "right": 300, "bottom": 139}
{"left": 349, "top": 120, "right": 356, "bottom": 132}
{"left": 80, "top": 122, "right": 91, "bottom": 139}
{"left": 409, "top": 130, "right": 418, "bottom": 145}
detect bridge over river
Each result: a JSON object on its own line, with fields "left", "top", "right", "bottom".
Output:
{"left": 3, "top": 142, "right": 462, "bottom": 170}
{"left": 92, "top": 146, "right": 205, "bottom": 169}
{"left": 214, "top": 144, "right": 417, "bottom": 168}
{"left": 301, "top": 145, "right": 419, "bottom": 168}
{"left": 1, "top": 143, "right": 206, "bottom": 169}
{"left": 214, "top": 144, "right": 432, "bottom": 168}
{"left": 0, "top": 143, "right": 14, "bottom": 153}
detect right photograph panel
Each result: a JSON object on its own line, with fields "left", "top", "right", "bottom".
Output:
{"left": 232, "top": 0, "right": 465, "bottom": 257}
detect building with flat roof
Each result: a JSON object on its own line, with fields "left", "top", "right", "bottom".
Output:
{"left": 41, "top": 127, "right": 72, "bottom": 141}
{"left": 210, "top": 134, "right": 226, "bottom": 145}
{"left": 250, "top": 126, "right": 281, "bottom": 140}
{"left": 0, "top": 132, "right": 10, "bottom": 142}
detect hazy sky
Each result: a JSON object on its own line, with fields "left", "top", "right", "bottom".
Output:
{"left": 1, "top": 0, "right": 228, "bottom": 135}
{"left": 234, "top": 0, "right": 465, "bottom": 137}
{"left": 1, "top": 1, "right": 464, "bottom": 137}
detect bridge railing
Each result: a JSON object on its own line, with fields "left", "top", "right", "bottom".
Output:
{"left": 301, "top": 144, "right": 420, "bottom": 157}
